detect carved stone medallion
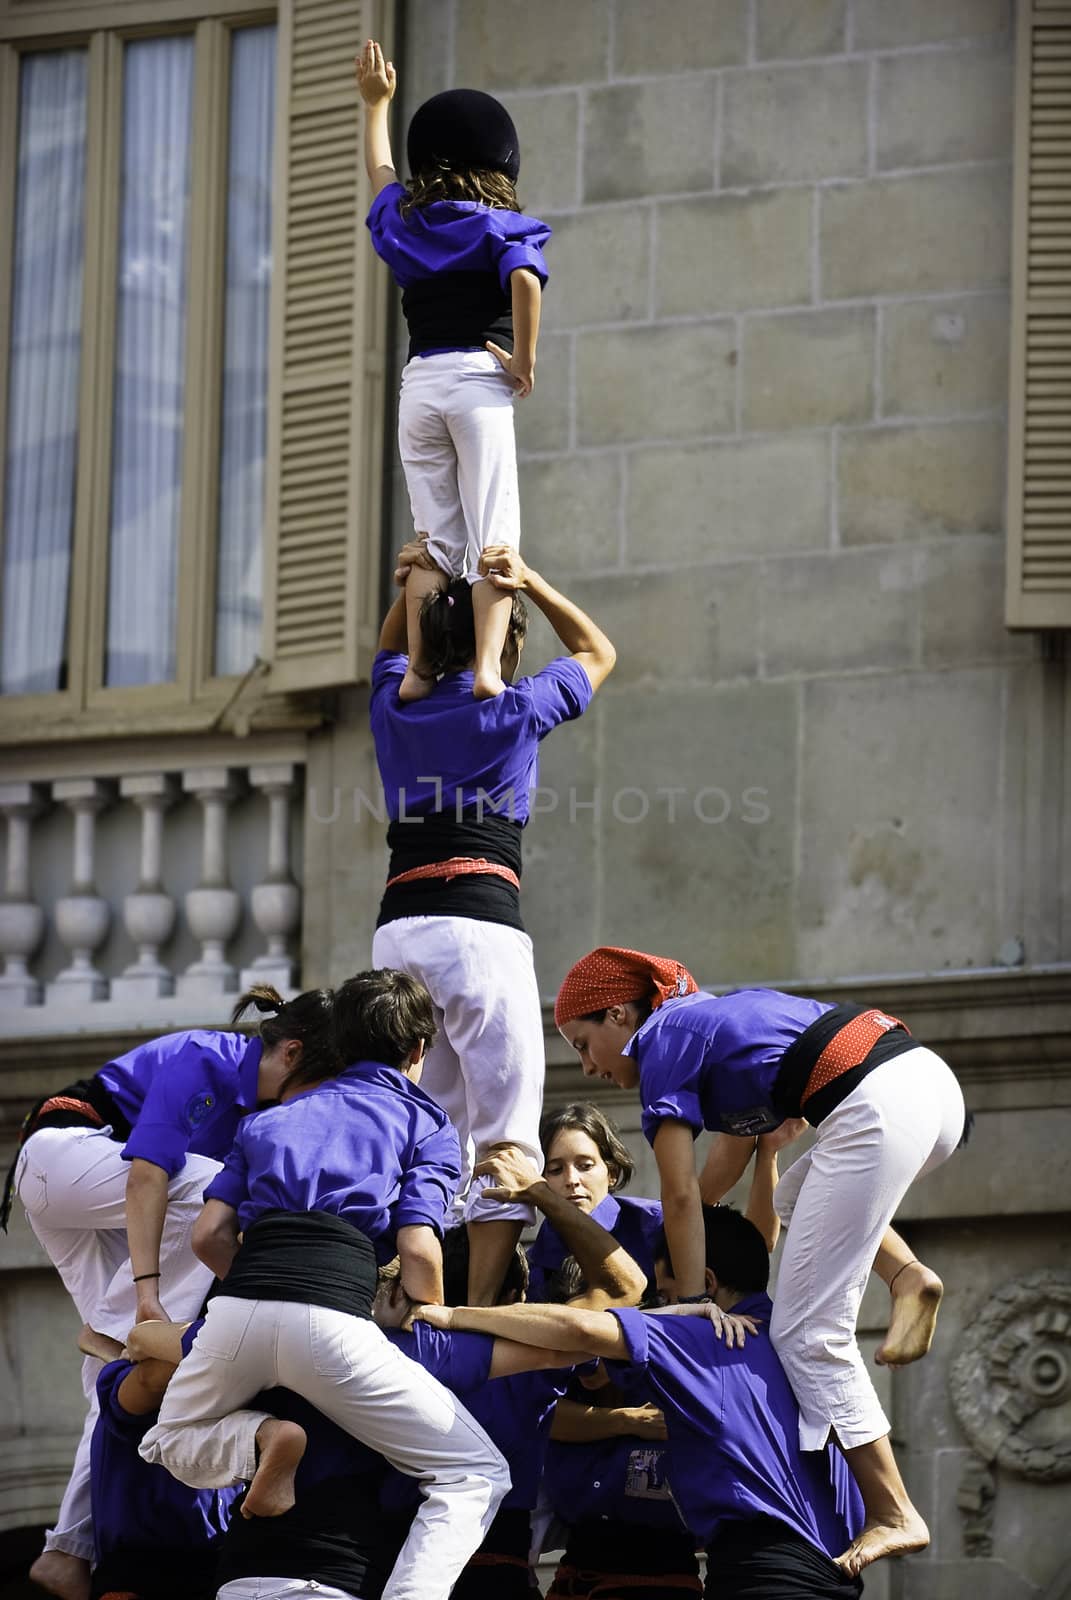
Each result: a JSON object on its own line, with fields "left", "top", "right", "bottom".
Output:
{"left": 949, "top": 1270, "right": 1071, "bottom": 1481}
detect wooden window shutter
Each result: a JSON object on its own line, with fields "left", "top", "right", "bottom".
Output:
{"left": 1008, "top": 2, "right": 1071, "bottom": 628}
{"left": 262, "top": 0, "right": 389, "bottom": 691}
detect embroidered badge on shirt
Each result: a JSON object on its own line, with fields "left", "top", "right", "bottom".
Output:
{"left": 185, "top": 1092, "right": 215, "bottom": 1129}
{"left": 719, "top": 1105, "right": 781, "bottom": 1138}
{"left": 624, "top": 1447, "right": 673, "bottom": 1501}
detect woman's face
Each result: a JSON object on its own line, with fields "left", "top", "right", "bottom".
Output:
{"left": 543, "top": 1127, "right": 614, "bottom": 1213}
{"left": 559, "top": 1006, "right": 641, "bottom": 1089}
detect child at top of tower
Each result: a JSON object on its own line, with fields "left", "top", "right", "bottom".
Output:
{"left": 356, "top": 39, "right": 550, "bottom": 702}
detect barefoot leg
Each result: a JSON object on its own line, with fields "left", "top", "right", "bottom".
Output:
{"left": 835, "top": 1433, "right": 929, "bottom": 1577}
{"left": 399, "top": 562, "right": 447, "bottom": 701}
{"left": 872, "top": 1228, "right": 943, "bottom": 1367}
{"left": 241, "top": 1418, "right": 307, "bottom": 1519}
{"left": 471, "top": 579, "right": 510, "bottom": 699}
{"left": 77, "top": 1324, "right": 124, "bottom": 1363}
{"left": 28, "top": 1551, "right": 91, "bottom": 1600}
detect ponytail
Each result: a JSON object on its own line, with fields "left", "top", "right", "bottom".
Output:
{"left": 231, "top": 984, "right": 339, "bottom": 1096}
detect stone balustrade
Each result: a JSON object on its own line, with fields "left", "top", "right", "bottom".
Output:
{"left": 0, "top": 756, "right": 304, "bottom": 1033}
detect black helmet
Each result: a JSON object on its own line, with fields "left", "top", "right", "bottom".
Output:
{"left": 407, "top": 88, "right": 520, "bottom": 182}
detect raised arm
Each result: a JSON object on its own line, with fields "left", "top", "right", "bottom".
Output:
{"left": 473, "top": 1145, "right": 646, "bottom": 1308}
{"left": 477, "top": 548, "right": 616, "bottom": 692}
{"left": 379, "top": 537, "right": 441, "bottom": 653}
{"left": 354, "top": 39, "right": 397, "bottom": 195}
{"left": 745, "top": 1119, "right": 808, "bottom": 1253}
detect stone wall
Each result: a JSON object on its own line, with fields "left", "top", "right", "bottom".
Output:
{"left": 359, "top": 0, "right": 1071, "bottom": 1008}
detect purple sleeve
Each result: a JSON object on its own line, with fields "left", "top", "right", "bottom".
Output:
{"left": 120, "top": 1039, "right": 216, "bottom": 1176}
{"left": 95, "top": 1360, "right": 151, "bottom": 1440}
{"left": 203, "top": 1132, "right": 249, "bottom": 1211}
{"left": 637, "top": 1024, "right": 708, "bottom": 1146}
{"left": 398, "top": 1324, "right": 494, "bottom": 1394}
{"left": 609, "top": 1307, "right": 651, "bottom": 1368}
{"left": 489, "top": 209, "right": 552, "bottom": 292}
{"left": 523, "top": 657, "right": 594, "bottom": 740}
{"left": 366, "top": 182, "right": 408, "bottom": 273}
{"left": 394, "top": 1118, "right": 463, "bottom": 1235}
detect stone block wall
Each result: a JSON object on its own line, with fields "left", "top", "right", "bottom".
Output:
{"left": 383, "top": 0, "right": 1071, "bottom": 1001}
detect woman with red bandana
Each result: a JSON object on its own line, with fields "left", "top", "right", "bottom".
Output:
{"left": 553, "top": 946, "right": 966, "bottom": 1581}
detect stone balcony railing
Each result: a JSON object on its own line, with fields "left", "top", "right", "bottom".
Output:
{"left": 0, "top": 751, "right": 305, "bottom": 1036}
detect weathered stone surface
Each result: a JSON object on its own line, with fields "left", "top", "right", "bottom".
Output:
{"left": 760, "top": 546, "right": 918, "bottom": 677}
{"left": 723, "top": 61, "right": 868, "bottom": 186}
{"left": 797, "top": 669, "right": 1006, "bottom": 977}
{"left": 853, "top": 0, "right": 1011, "bottom": 51}
{"left": 919, "top": 540, "right": 1034, "bottom": 669}
{"left": 455, "top": 0, "right": 610, "bottom": 89}
{"left": 755, "top": 0, "right": 847, "bottom": 60}
{"left": 564, "top": 563, "right": 760, "bottom": 686}
{"left": 583, "top": 77, "right": 716, "bottom": 202}
{"left": 515, "top": 332, "right": 572, "bottom": 455}
{"left": 882, "top": 294, "right": 1009, "bottom": 418}
{"left": 504, "top": 92, "right": 580, "bottom": 213}
{"left": 541, "top": 207, "right": 649, "bottom": 331}
{"left": 614, "top": 0, "right": 749, "bottom": 74}
{"left": 877, "top": 49, "right": 1013, "bottom": 170}
{"left": 518, "top": 452, "right": 622, "bottom": 575}
{"left": 577, "top": 322, "right": 736, "bottom": 445}
{"left": 821, "top": 169, "right": 1010, "bottom": 300}
{"left": 656, "top": 190, "right": 812, "bottom": 316}
{"left": 599, "top": 682, "right": 799, "bottom": 982}
{"left": 743, "top": 308, "right": 875, "bottom": 429}
{"left": 838, "top": 422, "right": 1005, "bottom": 544}
{"left": 626, "top": 434, "right": 830, "bottom": 563}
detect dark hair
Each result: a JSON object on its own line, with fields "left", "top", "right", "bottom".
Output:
{"left": 576, "top": 996, "right": 654, "bottom": 1028}
{"left": 418, "top": 579, "right": 528, "bottom": 678}
{"left": 654, "top": 1204, "right": 769, "bottom": 1295}
{"left": 539, "top": 1103, "right": 634, "bottom": 1193}
{"left": 441, "top": 1226, "right": 529, "bottom": 1307}
{"left": 403, "top": 166, "right": 521, "bottom": 217}
{"left": 230, "top": 984, "right": 338, "bottom": 1096}
{"left": 332, "top": 969, "right": 437, "bottom": 1069}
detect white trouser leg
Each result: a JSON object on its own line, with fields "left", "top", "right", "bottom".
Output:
{"left": 770, "top": 1047, "right": 965, "bottom": 1451}
{"left": 141, "top": 1298, "right": 509, "bottom": 1600}
{"left": 398, "top": 352, "right": 519, "bottom": 578}
{"left": 372, "top": 916, "right": 544, "bottom": 1223}
{"left": 16, "top": 1127, "right": 219, "bottom": 1551}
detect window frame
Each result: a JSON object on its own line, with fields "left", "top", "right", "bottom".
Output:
{"left": 0, "top": 0, "right": 278, "bottom": 739}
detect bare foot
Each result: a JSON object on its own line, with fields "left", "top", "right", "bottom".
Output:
{"left": 77, "top": 1324, "right": 124, "bottom": 1362}
{"left": 876, "top": 1262, "right": 943, "bottom": 1366}
{"left": 835, "top": 1510, "right": 930, "bottom": 1576}
{"left": 473, "top": 669, "right": 505, "bottom": 700}
{"left": 398, "top": 666, "right": 434, "bottom": 702}
{"left": 241, "top": 1418, "right": 307, "bottom": 1519}
{"left": 28, "top": 1550, "right": 91, "bottom": 1600}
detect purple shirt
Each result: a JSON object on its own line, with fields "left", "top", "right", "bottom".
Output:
{"left": 204, "top": 1061, "right": 462, "bottom": 1263}
{"left": 629, "top": 990, "right": 834, "bottom": 1144}
{"left": 527, "top": 1194, "right": 664, "bottom": 1302}
{"left": 370, "top": 651, "right": 593, "bottom": 824}
{"left": 608, "top": 1298, "right": 862, "bottom": 1557}
{"left": 543, "top": 1433, "right": 689, "bottom": 1532}
{"left": 463, "top": 1368, "right": 572, "bottom": 1510}
{"left": 96, "top": 1029, "right": 263, "bottom": 1177}
{"left": 367, "top": 181, "right": 550, "bottom": 292}
{"left": 92, "top": 1358, "right": 237, "bottom": 1563}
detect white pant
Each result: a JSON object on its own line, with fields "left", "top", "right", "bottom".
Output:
{"left": 770, "top": 1046, "right": 965, "bottom": 1450}
{"left": 397, "top": 350, "right": 520, "bottom": 577}
{"left": 140, "top": 1297, "right": 509, "bottom": 1600}
{"left": 372, "top": 916, "right": 544, "bottom": 1223}
{"left": 218, "top": 1582, "right": 357, "bottom": 1599}
{"left": 14, "top": 1125, "right": 219, "bottom": 1556}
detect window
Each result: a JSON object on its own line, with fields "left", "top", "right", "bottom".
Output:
{"left": 0, "top": 0, "right": 390, "bottom": 741}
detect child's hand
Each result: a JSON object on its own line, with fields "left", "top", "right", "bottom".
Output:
{"left": 758, "top": 1118, "right": 808, "bottom": 1156}
{"left": 478, "top": 545, "right": 529, "bottom": 591}
{"left": 394, "top": 534, "right": 440, "bottom": 586}
{"left": 486, "top": 341, "right": 535, "bottom": 398}
{"left": 355, "top": 39, "right": 396, "bottom": 105}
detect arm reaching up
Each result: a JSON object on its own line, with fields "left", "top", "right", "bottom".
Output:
{"left": 354, "top": 39, "right": 397, "bottom": 195}
{"left": 477, "top": 547, "right": 616, "bottom": 692}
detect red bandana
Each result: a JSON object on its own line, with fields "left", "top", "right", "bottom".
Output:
{"left": 554, "top": 946, "right": 699, "bottom": 1030}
